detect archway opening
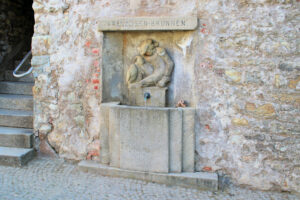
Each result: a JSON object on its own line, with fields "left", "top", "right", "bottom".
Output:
{"left": 0, "top": 0, "right": 34, "bottom": 77}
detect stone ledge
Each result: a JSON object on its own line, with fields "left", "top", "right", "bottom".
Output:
{"left": 98, "top": 17, "right": 198, "bottom": 31}
{"left": 78, "top": 160, "right": 218, "bottom": 191}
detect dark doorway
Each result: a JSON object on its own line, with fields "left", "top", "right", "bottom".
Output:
{"left": 0, "top": 0, "right": 34, "bottom": 77}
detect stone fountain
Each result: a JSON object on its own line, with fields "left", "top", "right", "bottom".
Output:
{"left": 79, "top": 17, "right": 218, "bottom": 190}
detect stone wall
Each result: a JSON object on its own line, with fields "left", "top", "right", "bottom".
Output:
{"left": 31, "top": 0, "right": 299, "bottom": 192}
{"left": 0, "top": 0, "right": 34, "bottom": 74}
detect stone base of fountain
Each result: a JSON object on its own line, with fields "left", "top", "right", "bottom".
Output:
{"left": 78, "top": 160, "right": 218, "bottom": 191}
{"left": 99, "top": 102, "right": 195, "bottom": 173}
{"left": 78, "top": 102, "right": 219, "bottom": 190}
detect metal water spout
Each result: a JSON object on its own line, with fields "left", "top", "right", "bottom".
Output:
{"left": 144, "top": 92, "right": 151, "bottom": 106}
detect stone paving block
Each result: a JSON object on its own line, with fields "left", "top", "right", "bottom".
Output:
{"left": 1, "top": 157, "right": 297, "bottom": 199}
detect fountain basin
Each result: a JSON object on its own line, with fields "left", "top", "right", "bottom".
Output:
{"left": 99, "top": 102, "right": 195, "bottom": 173}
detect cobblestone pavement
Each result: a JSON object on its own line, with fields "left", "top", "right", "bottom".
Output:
{"left": 0, "top": 157, "right": 299, "bottom": 200}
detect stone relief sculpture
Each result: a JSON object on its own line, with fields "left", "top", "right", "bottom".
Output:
{"left": 126, "top": 39, "right": 174, "bottom": 89}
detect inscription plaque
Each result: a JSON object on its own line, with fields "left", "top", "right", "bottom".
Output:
{"left": 98, "top": 17, "right": 198, "bottom": 31}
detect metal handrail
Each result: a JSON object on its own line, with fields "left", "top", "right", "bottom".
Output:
{"left": 13, "top": 50, "right": 33, "bottom": 78}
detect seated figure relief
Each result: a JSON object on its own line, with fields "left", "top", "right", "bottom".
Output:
{"left": 126, "top": 39, "right": 174, "bottom": 89}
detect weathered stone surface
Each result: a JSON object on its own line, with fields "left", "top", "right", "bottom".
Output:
{"left": 0, "top": 109, "right": 33, "bottom": 129}
{"left": 129, "top": 87, "right": 167, "bottom": 107}
{"left": 98, "top": 17, "right": 198, "bottom": 31}
{"left": 30, "top": 0, "right": 300, "bottom": 193}
{"left": 39, "top": 139, "right": 58, "bottom": 158}
{"left": 38, "top": 123, "right": 52, "bottom": 135}
{"left": 79, "top": 160, "right": 218, "bottom": 191}
{"left": 225, "top": 70, "right": 242, "bottom": 83}
{"left": 288, "top": 76, "right": 300, "bottom": 89}
{"left": 108, "top": 105, "right": 121, "bottom": 168}
{"left": 232, "top": 118, "right": 249, "bottom": 126}
{"left": 102, "top": 104, "right": 195, "bottom": 174}
{"left": 245, "top": 103, "right": 276, "bottom": 119}
{"left": 126, "top": 39, "right": 174, "bottom": 89}
{"left": 195, "top": 0, "right": 299, "bottom": 192}
{"left": 118, "top": 106, "right": 169, "bottom": 173}
{"left": 99, "top": 102, "right": 120, "bottom": 164}
{"left": 4, "top": 158, "right": 300, "bottom": 199}
{"left": 102, "top": 31, "right": 196, "bottom": 107}
{"left": 0, "top": 94, "right": 33, "bottom": 111}
{"left": 101, "top": 32, "right": 124, "bottom": 103}
{"left": 0, "top": 127, "right": 33, "bottom": 148}
{"left": 182, "top": 108, "right": 195, "bottom": 172}
{"left": 31, "top": 36, "right": 50, "bottom": 56}
{"left": 31, "top": 56, "right": 50, "bottom": 66}
{"left": 169, "top": 109, "right": 183, "bottom": 173}
{"left": 0, "top": 147, "right": 35, "bottom": 167}
{"left": 0, "top": 81, "right": 33, "bottom": 95}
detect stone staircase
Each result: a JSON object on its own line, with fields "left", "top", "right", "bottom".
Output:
{"left": 0, "top": 70, "right": 35, "bottom": 166}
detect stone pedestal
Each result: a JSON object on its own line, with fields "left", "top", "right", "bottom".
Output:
{"left": 79, "top": 161, "right": 218, "bottom": 191}
{"left": 129, "top": 87, "right": 167, "bottom": 107}
{"left": 119, "top": 107, "right": 169, "bottom": 173}
{"left": 99, "top": 103, "right": 195, "bottom": 173}
{"left": 82, "top": 102, "right": 219, "bottom": 190}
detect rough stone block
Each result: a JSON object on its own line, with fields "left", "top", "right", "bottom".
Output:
{"left": 31, "top": 55, "right": 50, "bottom": 66}
{"left": 34, "top": 23, "right": 50, "bottom": 35}
{"left": 0, "top": 147, "right": 35, "bottom": 167}
{"left": 78, "top": 160, "right": 218, "bottom": 191}
{"left": 99, "top": 102, "right": 120, "bottom": 164}
{"left": 101, "top": 32, "right": 124, "bottom": 103}
{"left": 0, "top": 109, "right": 33, "bottom": 129}
{"left": 129, "top": 87, "right": 167, "bottom": 107}
{"left": 0, "top": 127, "right": 33, "bottom": 148}
{"left": 118, "top": 106, "right": 169, "bottom": 173}
{"left": 100, "top": 103, "right": 196, "bottom": 173}
{"left": 169, "top": 109, "right": 183, "bottom": 172}
{"left": 182, "top": 108, "right": 195, "bottom": 172}
{"left": 0, "top": 94, "right": 33, "bottom": 111}
{"left": 0, "top": 81, "right": 33, "bottom": 95}
{"left": 31, "top": 36, "right": 50, "bottom": 56}
{"left": 109, "top": 106, "right": 121, "bottom": 168}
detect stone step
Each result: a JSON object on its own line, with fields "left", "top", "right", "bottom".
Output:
{"left": 4, "top": 70, "right": 34, "bottom": 83}
{"left": 0, "top": 127, "right": 33, "bottom": 148}
{"left": 0, "top": 81, "right": 33, "bottom": 95}
{"left": 0, "top": 109, "right": 33, "bottom": 128}
{"left": 0, "top": 147, "right": 35, "bottom": 167}
{"left": 0, "top": 94, "right": 33, "bottom": 111}
{"left": 79, "top": 161, "right": 219, "bottom": 191}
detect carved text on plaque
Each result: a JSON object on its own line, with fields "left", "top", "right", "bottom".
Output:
{"left": 98, "top": 17, "right": 198, "bottom": 31}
